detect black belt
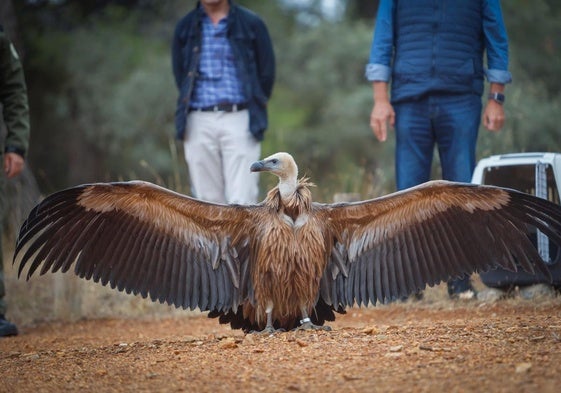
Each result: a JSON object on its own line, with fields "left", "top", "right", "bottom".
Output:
{"left": 190, "top": 103, "right": 248, "bottom": 112}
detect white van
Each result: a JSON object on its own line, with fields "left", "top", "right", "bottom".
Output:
{"left": 471, "top": 152, "right": 561, "bottom": 289}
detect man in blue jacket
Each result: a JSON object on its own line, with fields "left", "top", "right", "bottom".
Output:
{"left": 366, "top": 0, "right": 512, "bottom": 299}
{"left": 172, "top": 0, "right": 275, "bottom": 204}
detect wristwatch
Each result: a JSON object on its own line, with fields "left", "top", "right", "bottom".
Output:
{"left": 488, "top": 92, "right": 505, "bottom": 105}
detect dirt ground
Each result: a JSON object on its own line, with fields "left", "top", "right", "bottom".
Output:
{"left": 2, "top": 287, "right": 561, "bottom": 393}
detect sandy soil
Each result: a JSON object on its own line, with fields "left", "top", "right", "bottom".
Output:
{"left": 2, "top": 292, "right": 561, "bottom": 393}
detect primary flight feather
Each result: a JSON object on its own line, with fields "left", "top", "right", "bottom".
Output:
{"left": 13, "top": 152, "right": 561, "bottom": 332}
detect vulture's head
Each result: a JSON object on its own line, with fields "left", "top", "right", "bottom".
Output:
{"left": 251, "top": 152, "right": 299, "bottom": 197}
{"left": 250, "top": 152, "right": 298, "bottom": 181}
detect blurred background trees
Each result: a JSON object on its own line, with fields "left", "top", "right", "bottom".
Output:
{"left": 2, "top": 0, "right": 561, "bottom": 211}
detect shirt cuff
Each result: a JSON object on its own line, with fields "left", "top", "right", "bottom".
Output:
{"left": 365, "top": 64, "right": 391, "bottom": 82}
{"left": 4, "top": 146, "right": 26, "bottom": 158}
{"left": 485, "top": 69, "right": 513, "bottom": 84}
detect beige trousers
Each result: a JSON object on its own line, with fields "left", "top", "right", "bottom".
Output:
{"left": 183, "top": 109, "right": 261, "bottom": 204}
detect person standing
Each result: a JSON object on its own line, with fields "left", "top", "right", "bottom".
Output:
{"left": 172, "top": 0, "right": 275, "bottom": 204}
{"left": 0, "top": 26, "right": 30, "bottom": 337}
{"left": 366, "top": 0, "right": 512, "bottom": 298}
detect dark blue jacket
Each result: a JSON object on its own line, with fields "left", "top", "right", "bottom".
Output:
{"left": 172, "top": 1, "right": 275, "bottom": 141}
{"left": 366, "top": 0, "right": 512, "bottom": 103}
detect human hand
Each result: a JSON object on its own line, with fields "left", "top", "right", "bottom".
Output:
{"left": 4, "top": 152, "right": 25, "bottom": 178}
{"left": 370, "top": 100, "right": 395, "bottom": 142}
{"left": 482, "top": 100, "right": 505, "bottom": 132}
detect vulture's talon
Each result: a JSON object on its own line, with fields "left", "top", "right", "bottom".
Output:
{"left": 250, "top": 326, "right": 285, "bottom": 334}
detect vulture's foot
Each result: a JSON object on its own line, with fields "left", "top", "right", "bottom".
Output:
{"left": 294, "top": 318, "right": 332, "bottom": 331}
{"left": 250, "top": 326, "right": 286, "bottom": 334}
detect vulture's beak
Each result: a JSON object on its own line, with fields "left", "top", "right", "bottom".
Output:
{"left": 250, "top": 160, "right": 266, "bottom": 172}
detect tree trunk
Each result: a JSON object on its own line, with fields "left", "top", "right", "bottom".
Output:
{"left": 0, "top": 0, "right": 24, "bottom": 56}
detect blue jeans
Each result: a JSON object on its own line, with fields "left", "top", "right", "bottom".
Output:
{"left": 394, "top": 94, "right": 482, "bottom": 190}
{"left": 394, "top": 93, "right": 482, "bottom": 294}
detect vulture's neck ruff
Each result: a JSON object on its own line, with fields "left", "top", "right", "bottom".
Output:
{"left": 251, "top": 152, "right": 313, "bottom": 220}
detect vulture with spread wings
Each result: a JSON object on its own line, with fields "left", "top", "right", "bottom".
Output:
{"left": 14, "top": 152, "right": 561, "bottom": 333}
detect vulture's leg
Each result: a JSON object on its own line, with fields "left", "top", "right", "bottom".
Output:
{"left": 295, "top": 308, "right": 332, "bottom": 331}
{"left": 263, "top": 309, "right": 276, "bottom": 333}
{"left": 252, "top": 302, "right": 285, "bottom": 334}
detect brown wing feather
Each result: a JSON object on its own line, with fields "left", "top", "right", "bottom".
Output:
{"left": 13, "top": 181, "right": 258, "bottom": 313}
{"left": 318, "top": 180, "right": 561, "bottom": 307}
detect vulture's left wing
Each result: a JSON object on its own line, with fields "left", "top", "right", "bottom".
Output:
{"left": 318, "top": 180, "right": 561, "bottom": 308}
{"left": 13, "top": 181, "right": 258, "bottom": 313}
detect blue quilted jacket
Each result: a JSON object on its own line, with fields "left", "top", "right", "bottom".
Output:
{"left": 365, "top": 0, "right": 512, "bottom": 103}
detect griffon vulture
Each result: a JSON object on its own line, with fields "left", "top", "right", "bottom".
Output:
{"left": 13, "top": 152, "right": 561, "bottom": 333}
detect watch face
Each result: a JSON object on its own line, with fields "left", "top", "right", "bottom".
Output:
{"left": 489, "top": 92, "right": 505, "bottom": 104}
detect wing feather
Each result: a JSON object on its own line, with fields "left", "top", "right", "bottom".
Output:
{"left": 239, "top": 247, "right": 251, "bottom": 302}
{"left": 336, "top": 273, "right": 345, "bottom": 307}
{"left": 152, "top": 235, "right": 171, "bottom": 303}
{"left": 426, "top": 219, "right": 453, "bottom": 280}
{"left": 345, "top": 258, "right": 354, "bottom": 306}
{"left": 427, "top": 217, "right": 459, "bottom": 279}
{"left": 13, "top": 181, "right": 258, "bottom": 314}
{"left": 407, "top": 225, "right": 432, "bottom": 287}
{"left": 392, "top": 235, "right": 407, "bottom": 299}
{"left": 330, "top": 273, "right": 338, "bottom": 307}
{"left": 179, "top": 246, "right": 191, "bottom": 309}
{"left": 320, "top": 180, "right": 561, "bottom": 307}
{"left": 411, "top": 219, "right": 438, "bottom": 286}
{"left": 207, "top": 258, "right": 218, "bottom": 310}
{"left": 437, "top": 213, "right": 473, "bottom": 273}
{"left": 354, "top": 257, "right": 362, "bottom": 306}
{"left": 365, "top": 245, "right": 375, "bottom": 305}
{"left": 166, "top": 240, "right": 181, "bottom": 305}
{"left": 401, "top": 229, "right": 420, "bottom": 294}
{"left": 118, "top": 224, "right": 148, "bottom": 293}
{"left": 359, "top": 246, "right": 368, "bottom": 306}
{"left": 14, "top": 198, "right": 76, "bottom": 253}
{"left": 380, "top": 241, "right": 391, "bottom": 303}
{"left": 198, "top": 252, "right": 210, "bottom": 310}
{"left": 134, "top": 228, "right": 159, "bottom": 297}
{"left": 216, "top": 261, "right": 227, "bottom": 311}
{"left": 387, "top": 238, "right": 399, "bottom": 301}
{"left": 36, "top": 210, "right": 85, "bottom": 275}
{"left": 190, "top": 257, "right": 201, "bottom": 310}
{"left": 169, "top": 240, "right": 186, "bottom": 306}
{"left": 100, "top": 214, "right": 137, "bottom": 285}
{"left": 157, "top": 236, "right": 174, "bottom": 304}
{"left": 373, "top": 245, "right": 383, "bottom": 304}
{"left": 106, "top": 219, "right": 136, "bottom": 290}
{"left": 319, "top": 268, "right": 332, "bottom": 305}
{"left": 18, "top": 213, "right": 95, "bottom": 279}
{"left": 92, "top": 218, "right": 127, "bottom": 284}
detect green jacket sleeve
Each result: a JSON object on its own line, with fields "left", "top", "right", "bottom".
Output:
{"left": 0, "top": 32, "right": 30, "bottom": 158}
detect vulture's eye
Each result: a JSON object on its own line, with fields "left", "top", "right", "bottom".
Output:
{"left": 271, "top": 159, "right": 278, "bottom": 164}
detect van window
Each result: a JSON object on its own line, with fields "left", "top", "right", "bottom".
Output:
{"left": 482, "top": 164, "right": 560, "bottom": 204}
